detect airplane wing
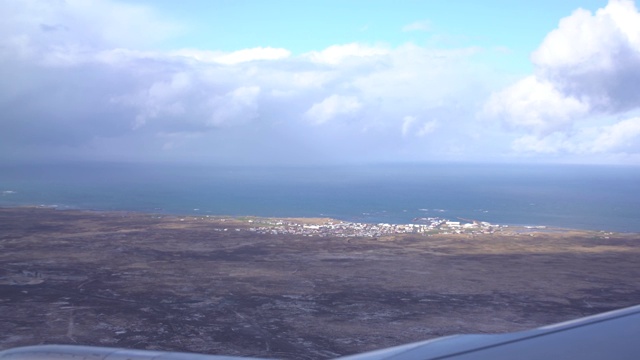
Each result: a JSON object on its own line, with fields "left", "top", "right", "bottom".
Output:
{"left": 0, "top": 346, "right": 267, "bottom": 360}
{"left": 336, "top": 303, "right": 640, "bottom": 360}
{"left": 1, "top": 304, "right": 639, "bottom": 360}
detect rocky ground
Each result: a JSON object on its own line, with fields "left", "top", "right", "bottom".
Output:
{"left": 1, "top": 207, "right": 639, "bottom": 359}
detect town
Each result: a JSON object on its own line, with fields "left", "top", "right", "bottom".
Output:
{"left": 205, "top": 216, "right": 505, "bottom": 237}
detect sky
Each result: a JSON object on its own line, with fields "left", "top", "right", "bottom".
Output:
{"left": 1, "top": 0, "right": 640, "bottom": 165}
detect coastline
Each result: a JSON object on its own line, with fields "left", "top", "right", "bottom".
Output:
{"left": 1, "top": 205, "right": 634, "bottom": 236}
{"left": 2, "top": 162, "right": 640, "bottom": 233}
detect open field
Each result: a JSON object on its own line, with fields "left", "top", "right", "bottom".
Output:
{"left": 1, "top": 207, "right": 639, "bottom": 359}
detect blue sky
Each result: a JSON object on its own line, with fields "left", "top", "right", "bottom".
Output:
{"left": 131, "top": 1, "right": 601, "bottom": 50}
{"left": 1, "top": 0, "right": 640, "bottom": 165}
{"left": 131, "top": 0, "right": 607, "bottom": 66}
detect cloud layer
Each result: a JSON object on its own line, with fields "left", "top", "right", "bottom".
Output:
{"left": 1, "top": 0, "right": 640, "bottom": 164}
{"left": 1, "top": 0, "right": 502, "bottom": 164}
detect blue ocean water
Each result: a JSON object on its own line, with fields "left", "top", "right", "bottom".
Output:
{"left": 1, "top": 162, "right": 639, "bottom": 232}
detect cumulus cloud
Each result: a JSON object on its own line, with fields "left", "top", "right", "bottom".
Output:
{"left": 304, "top": 43, "right": 389, "bottom": 65}
{"left": 207, "top": 86, "right": 262, "bottom": 127}
{"left": 531, "top": 0, "right": 640, "bottom": 113}
{"left": 590, "top": 117, "right": 640, "bottom": 153}
{"left": 513, "top": 117, "right": 640, "bottom": 155}
{"left": 173, "top": 47, "right": 291, "bottom": 65}
{"left": 124, "top": 72, "right": 193, "bottom": 128}
{"left": 484, "top": 76, "right": 590, "bottom": 134}
{"left": 305, "top": 95, "right": 362, "bottom": 124}
{"left": 486, "top": 0, "right": 640, "bottom": 158}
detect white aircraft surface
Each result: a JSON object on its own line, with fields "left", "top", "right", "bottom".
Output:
{"left": 1, "top": 304, "right": 639, "bottom": 360}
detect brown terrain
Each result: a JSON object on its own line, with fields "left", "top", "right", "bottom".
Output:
{"left": 1, "top": 207, "right": 639, "bottom": 359}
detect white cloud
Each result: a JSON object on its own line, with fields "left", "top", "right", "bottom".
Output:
{"left": 512, "top": 116, "right": 640, "bottom": 155}
{"left": 114, "top": 72, "right": 193, "bottom": 128}
{"left": 591, "top": 117, "right": 640, "bottom": 152}
{"left": 304, "top": 95, "right": 362, "bottom": 124}
{"left": 401, "top": 116, "right": 437, "bottom": 137}
{"left": 304, "top": 43, "right": 389, "bottom": 65}
{"left": 531, "top": 0, "right": 640, "bottom": 113}
{"left": 532, "top": 0, "right": 640, "bottom": 71}
{"left": 484, "top": 76, "right": 590, "bottom": 134}
{"left": 174, "top": 47, "right": 291, "bottom": 65}
{"left": 486, "top": 0, "right": 640, "bottom": 159}
{"left": 402, "top": 20, "right": 431, "bottom": 32}
{"left": 352, "top": 44, "right": 484, "bottom": 108}
{"left": 216, "top": 47, "right": 291, "bottom": 64}
{"left": 207, "top": 86, "right": 262, "bottom": 127}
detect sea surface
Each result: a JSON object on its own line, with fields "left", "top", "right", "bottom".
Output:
{"left": 1, "top": 162, "right": 640, "bottom": 232}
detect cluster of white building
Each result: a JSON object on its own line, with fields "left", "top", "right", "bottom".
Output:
{"left": 242, "top": 217, "right": 501, "bottom": 237}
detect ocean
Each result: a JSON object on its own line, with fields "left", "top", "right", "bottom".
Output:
{"left": 1, "top": 162, "right": 639, "bottom": 232}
